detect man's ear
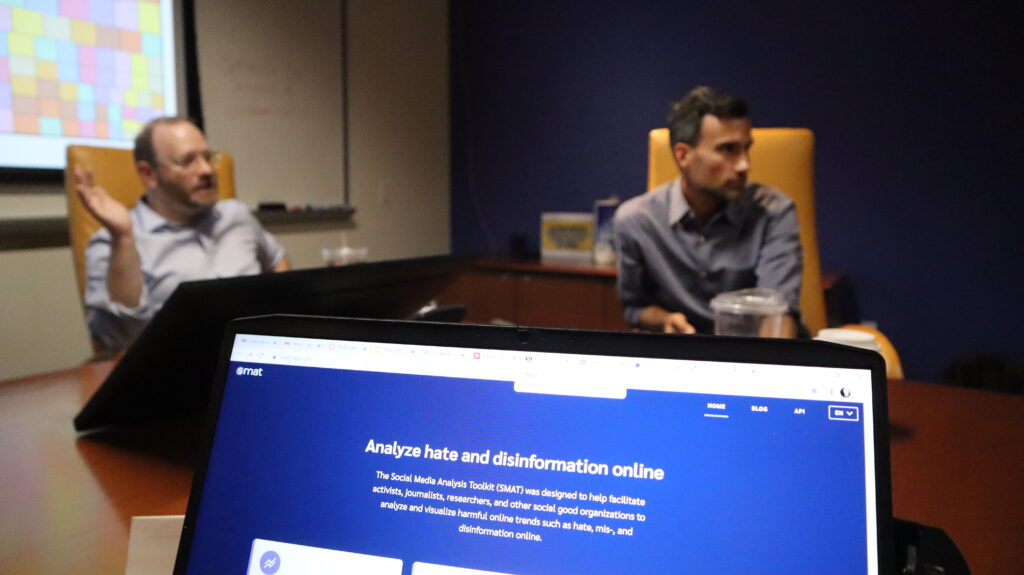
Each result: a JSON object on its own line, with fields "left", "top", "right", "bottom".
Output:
{"left": 672, "top": 142, "right": 692, "bottom": 171}
{"left": 136, "top": 161, "right": 157, "bottom": 189}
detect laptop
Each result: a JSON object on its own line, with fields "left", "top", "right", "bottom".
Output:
{"left": 174, "top": 315, "right": 893, "bottom": 574}
{"left": 74, "top": 255, "right": 471, "bottom": 432}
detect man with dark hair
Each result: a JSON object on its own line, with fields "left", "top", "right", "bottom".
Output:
{"left": 76, "top": 117, "right": 290, "bottom": 351}
{"left": 613, "top": 86, "right": 802, "bottom": 336}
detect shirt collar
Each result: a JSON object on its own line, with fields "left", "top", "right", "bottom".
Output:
{"left": 722, "top": 187, "right": 753, "bottom": 225}
{"left": 668, "top": 178, "right": 691, "bottom": 225}
{"left": 135, "top": 196, "right": 220, "bottom": 233}
{"left": 669, "top": 178, "right": 757, "bottom": 228}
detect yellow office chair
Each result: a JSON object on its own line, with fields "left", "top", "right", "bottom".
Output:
{"left": 648, "top": 127, "right": 825, "bottom": 336}
{"left": 839, "top": 324, "right": 905, "bottom": 380}
{"left": 647, "top": 128, "right": 904, "bottom": 378}
{"left": 65, "top": 145, "right": 236, "bottom": 351}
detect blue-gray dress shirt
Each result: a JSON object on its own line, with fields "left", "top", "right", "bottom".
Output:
{"left": 613, "top": 178, "right": 803, "bottom": 334}
{"left": 84, "top": 198, "right": 285, "bottom": 350}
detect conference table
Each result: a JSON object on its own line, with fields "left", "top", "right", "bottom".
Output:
{"left": 1, "top": 360, "right": 1022, "bottom": 575}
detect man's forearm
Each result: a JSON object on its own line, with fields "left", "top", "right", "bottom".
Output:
{"left": 636, "top": 305, "right": 697, "bottom": 334}
{"left": 105, "top": 232, "right": 144, "bottom": 308}
{"left": 636, "top": 305, "right": 678, "bottom": 332}
{"left": 780, "top": 314, "right": 798, "bottom": 339}
{"left": 635, "top": 305, "right": 667, "bottom": 332}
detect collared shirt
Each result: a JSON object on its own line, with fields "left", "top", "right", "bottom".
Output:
{"left": 613, "top": 178, "right": 802, "bottom": 334}
{"left": 84, "top": 198, "right": 285, "bottom": 350}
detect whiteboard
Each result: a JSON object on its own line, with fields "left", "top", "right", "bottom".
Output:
{"left": 194, "top": 0, "right": 346, "bottom": 207}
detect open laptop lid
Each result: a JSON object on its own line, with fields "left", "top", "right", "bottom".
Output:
{"left": 74, "top": 255, "right": 471, "bottom": 432}
{"left": 175, "top": 315, "right": 893, "bottom": 575}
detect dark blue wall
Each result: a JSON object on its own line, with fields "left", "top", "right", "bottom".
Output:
{"left": 450, "top": 0, "right": 1023, "bottom": 382}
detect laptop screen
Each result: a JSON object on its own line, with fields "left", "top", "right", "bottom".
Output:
{"left": 74, "top": 255, "right": 471, "bottom": 432}
{"left": 175, "top": 317, "right": 890, "bottom": 575}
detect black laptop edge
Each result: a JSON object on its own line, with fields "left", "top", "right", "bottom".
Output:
{"left": 73, "top": 254, "right": 473, "bottom": 432}
{"left": 173, "top": 314, "right": 894, "bottom": 574}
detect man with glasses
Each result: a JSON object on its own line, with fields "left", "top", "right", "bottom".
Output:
{"left": 75, "top": 117, "right": 290, "bottom": 351}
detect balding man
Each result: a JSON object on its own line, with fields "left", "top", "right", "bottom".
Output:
{"left": 77, "top": 117, "right": 290, "bottom": 351}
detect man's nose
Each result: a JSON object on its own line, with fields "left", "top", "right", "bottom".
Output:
{"left": 735, "top": 151, "right": 750, "bottom": 174}
{"left": 195, "top": 154, "right": 214, "bottom": 176}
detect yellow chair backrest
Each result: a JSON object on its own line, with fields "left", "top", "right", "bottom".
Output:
{"left": 647, "top": 127, "right": 825, "bottom": 335}
{"left": 64, "top": 145, "right": 237, "bottom": 303}
{"left": 839, "top": 324, "right": 905, "bottom": 380}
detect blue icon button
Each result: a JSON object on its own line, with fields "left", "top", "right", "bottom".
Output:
{"left": 259, "top": 550, "right": 281, "bottom": 574}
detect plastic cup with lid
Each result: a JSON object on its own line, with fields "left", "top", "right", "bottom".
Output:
{"left": 709, "top": 288, "right": 789, "bottom": 337}
{"left": 813, "top": 328, "right": 881, "bottom": 351}
{"left": 321, "top": 245, "right": 369, "bottom": 267}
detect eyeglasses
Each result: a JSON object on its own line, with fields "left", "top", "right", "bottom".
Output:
{"left": 158, "top": 149, "right": 219, "bottom": 170}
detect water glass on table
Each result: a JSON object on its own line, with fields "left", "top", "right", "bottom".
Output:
{"left": 321, "top": 246, "right": 369, "bottom": 267}
{"left": 710, "top": 288, "right": 788, "bottom": 337}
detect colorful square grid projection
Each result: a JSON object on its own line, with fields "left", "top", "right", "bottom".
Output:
{"left": 0, "top": 0, "right": 170, "bottom": 141}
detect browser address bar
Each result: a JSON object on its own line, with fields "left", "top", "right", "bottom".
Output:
{"left": 513, "top": 364, "right": 628, "bottom": 399}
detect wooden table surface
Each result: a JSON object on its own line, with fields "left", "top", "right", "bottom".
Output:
{"left": 0, "top": 361, "right": 195, "bottom": 574}
{"left": 886, "top": 379, "right": 1024, "bottom": 575}
{"left": 1, "top": 362, "right": 1021, "bottom": 574}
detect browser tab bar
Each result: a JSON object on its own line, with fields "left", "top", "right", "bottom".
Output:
{"left": 230, "top": 334, "right": 873, "bottom": 406}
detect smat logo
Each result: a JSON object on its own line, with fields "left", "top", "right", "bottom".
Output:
{"left": 236, "top": 366, "right": 264, "bottom": 376}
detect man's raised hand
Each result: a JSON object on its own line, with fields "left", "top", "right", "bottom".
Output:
{"left": 75, "top": 165, "right": 133, "bottom": 238}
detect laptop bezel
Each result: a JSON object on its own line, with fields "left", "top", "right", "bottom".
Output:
{"left": 73, "top": 255, "right": 472, "bottom": 432}
{"left": 174, "top": 314, "right": 894, "bottom": 574}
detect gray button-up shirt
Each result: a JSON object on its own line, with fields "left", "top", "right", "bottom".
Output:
{"left": 84, "top": 198, "right": 285, "bottom": 350}
{"left": 613, "top": 178, "right": 803, "bottom": 334}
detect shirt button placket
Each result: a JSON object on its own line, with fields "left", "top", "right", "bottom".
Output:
{"left": 697, "top": 233, "right": 710, "bottom": 280}
{"left": 196, "top": 231, "right": 218, "bottom": 277}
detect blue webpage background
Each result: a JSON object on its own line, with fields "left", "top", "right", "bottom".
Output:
{"left": 185, "top": 363, "right": 870, "bottom": 574}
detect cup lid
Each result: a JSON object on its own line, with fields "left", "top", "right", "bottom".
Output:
{"left": 814, "top": 328, "right": 881, "bottom": 351}
{"left": 709, "top": 288, "right": 789, "bottom": 315}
